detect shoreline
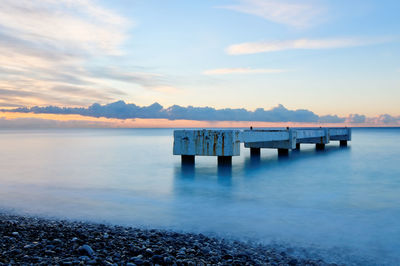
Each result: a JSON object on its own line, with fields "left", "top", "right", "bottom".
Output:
{"left": 0, "top": 213, "right": 333, "bottom": 265}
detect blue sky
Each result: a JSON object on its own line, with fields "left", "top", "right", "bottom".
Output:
{"left": 0, "top": 0, "right": 399, "bottom": 124}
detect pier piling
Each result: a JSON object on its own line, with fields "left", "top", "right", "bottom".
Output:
{"left": 250, "top": 148, "right": 261, "bottom": 156}
{"left": 316, "top": 144, "right": 325, "bottom": 150}
{"left": 218, "top": 156, "right": 232, "bottom": 166}
{"left": 181, "top": 155, "right": 195, "bottom": 165}
{"left": 278, "top": 149, "right": 289, "bottom": 156}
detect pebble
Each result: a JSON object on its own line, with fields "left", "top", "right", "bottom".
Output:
{"left": 78, "top": 244, "right": 95, "bottom": 257}
{"left": 131, "top": 257, "right": 144, "bottom": 265}
{"left": 151, "top": 254, "right": 163, "bottom": 264}
{"left": 0, "top": 212, "right": 332, "bottom": 265}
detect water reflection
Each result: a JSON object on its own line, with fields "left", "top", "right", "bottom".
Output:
{"left": 173, "top": 163, "right": 233, "bottom": 183}
{"left": 175, "top": 144, "right": 351, "bottom": 184}
{"left": 217, "top": 164, "right": 232, "bottom": 186}
{"left": 181, "top": 163, "right": 195, "bottom": 179}
{"left": 245, "top": 154, "right": 261, "bottom": 168}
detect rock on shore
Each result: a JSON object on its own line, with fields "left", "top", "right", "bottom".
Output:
{"left": 0, "top": 213, "right": 334, "bottom": 265}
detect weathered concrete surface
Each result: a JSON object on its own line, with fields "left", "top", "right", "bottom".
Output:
{"left": 173, "top": 130, "right": 241, "bottom": 156}
{"left": 243, "top": 129, "right": 296, "bottom": 150}
{"left": 295, "top": 128, "right": 329, "bottom": 144}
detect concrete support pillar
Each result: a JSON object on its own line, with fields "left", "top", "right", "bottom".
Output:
{"left": 316, "top": 144, "right": 325, "bottom": 150}
{"left": 296, "top": 143, "right": 301, "bottom": 150}
{"left": 218, "top": 156, "right": 232, "bottom": 165}
{"left": 340, "top": 140, "right": 348, "bottom": 147}
{"left": 278, "top": 149, "right": 289, "bottom": 156}
{"left": 181, "top": 155, "right": 195, "bottom": 165}
{"left": 250, "top": 147, "right": 261, "bottom": 156}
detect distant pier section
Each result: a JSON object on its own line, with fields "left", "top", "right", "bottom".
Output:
{"left": 173, "top": 128, "right": 351, "bottom": 165}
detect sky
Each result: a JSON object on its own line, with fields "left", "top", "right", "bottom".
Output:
{"left": 0, "top": 0, "right": 399, "bottom": 127}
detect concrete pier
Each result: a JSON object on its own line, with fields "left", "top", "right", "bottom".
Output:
{"left": 173, "top": 127, "right": 351, "bottom": 165}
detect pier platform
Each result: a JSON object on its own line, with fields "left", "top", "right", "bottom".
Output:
{"left": 173, "top": 128, "right": 351, "bottom": 165}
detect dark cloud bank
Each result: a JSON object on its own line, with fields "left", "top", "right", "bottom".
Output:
{"left": 3, "top": 100, "right": 399, "bottom": 125}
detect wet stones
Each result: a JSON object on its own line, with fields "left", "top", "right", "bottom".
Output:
{"left": 0, "top": 212, "right": 333, "bottom": 265}
{"left": 78, "top": 244, "right": 95, "bottom": 257}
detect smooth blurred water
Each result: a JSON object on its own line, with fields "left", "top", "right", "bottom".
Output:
{"left": 0, "top": 128, "right": 399, "bottom": 265}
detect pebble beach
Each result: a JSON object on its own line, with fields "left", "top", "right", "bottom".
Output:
{"left": 0, "top": 213, "right": 334, "bottom": 266}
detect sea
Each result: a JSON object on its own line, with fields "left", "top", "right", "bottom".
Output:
{"left": 0, "top": 128, "right": 399, "bottom": 265}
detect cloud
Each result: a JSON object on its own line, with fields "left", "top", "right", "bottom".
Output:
{"left": 3, "top": 101, "right": 318, "bottom": 122}
{"left": 366, "top": 114, "right": 400, "bottom": 125}
{"left": 0, "top": 80, "right": 120, "bottom": 107}
{"left": 318, "top": 115, "right": 346, "bottom": 123}
{"left": 88, "top": 67, "right": 179, "bottom": 93}
{"left": 219, "top": 0, "right": 323, "bottom": 28}
{"left": 0, "top": 0, "right": 128, "bottom": 56}
{"left": 203, "top": 68, "right": 287, "bottom": 75}
{"left": 0, "top": 1, "right": 174, "bottom": 108}
{"left": 227, "top": 38, "right": 383, "bottom": 55}
{"left": 345, "top": 114, "right": 366, "bottom": 124}
{"left": 4, "top": 101, "right": 400, "bottom": 125}
{"left": 345, "top": 113, "right": 400, "bottom": 125}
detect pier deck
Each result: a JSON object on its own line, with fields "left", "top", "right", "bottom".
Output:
{"left": 173, "top": 127, "right": 351, "bottom": 165}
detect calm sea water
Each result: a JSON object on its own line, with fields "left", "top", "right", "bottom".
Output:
{"left": 0, "top": 128, "right": 399, "bottom": 265}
